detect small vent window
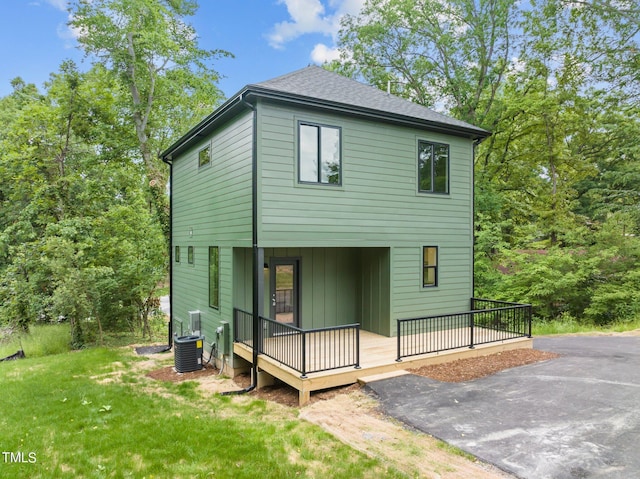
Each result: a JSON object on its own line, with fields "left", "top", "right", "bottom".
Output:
{"left": 198, "top": 144, "right": 211, "bottom": 168}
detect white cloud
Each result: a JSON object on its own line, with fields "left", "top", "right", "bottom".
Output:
{"left": 311, "top": 43, "right": 341, "bottom": 63}
{"left": 36, "top": 1, "right": 79, "bottom": 47}
{"left": 268, "top": 0, "right": 333, "bottom": 49}
{"left": 267, "top": 0, "right": 365, "bottom": 62}
{"left": 57, "top": 16, "right": 82, "bottom": 46}
{"left": 44, "top": 0, "right": 68, "bottom": 11}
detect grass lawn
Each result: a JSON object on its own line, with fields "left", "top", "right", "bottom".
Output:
{"left": 531, "top": 315, "right": 640, "bottom": 336}
{"left": 0, "top": 347, "right": 404, "bottom": 478}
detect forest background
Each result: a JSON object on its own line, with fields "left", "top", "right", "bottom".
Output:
{"left": 1, "top": 0, "right": 639, "bottom": 347}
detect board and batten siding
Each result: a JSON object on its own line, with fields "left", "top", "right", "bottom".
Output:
{"left": 256, "top": 101, "right": 474, "bottom": 328}
{"left": 171, "top": 111, "right": 253, "bottom": 344}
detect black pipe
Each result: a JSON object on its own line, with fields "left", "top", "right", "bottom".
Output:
{"left": 220, "top": 384, "right": 256, "bottom": 396}
{"left": 472, "top": 139, "right": 476, "bottom": 300}
{"left": 161, "top": 153, "right": 174, "bottom": 351}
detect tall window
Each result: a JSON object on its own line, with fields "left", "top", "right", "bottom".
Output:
{"left": 175, "top": 246, "right": 180, "bottom": 263}
{"left": 418, "top": 141, "right": 449, "bottom": 194}
{"left": 209, "top": 246, "right": 219, "bottom": 309}
{"left": 299, "top": 122, "right": 341, "bottom": 185}
{"left": 423, "top": 246, "right": 438, "bottom": 287}
{"left": 188, "top": 246, "right": 194, "bottom": 264}
{"left": 198, "top": 144, "right": 211, "bottom": 167}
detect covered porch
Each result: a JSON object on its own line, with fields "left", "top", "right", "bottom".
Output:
{"left": 233, "top": 299, "right": 533, "bottom": 405}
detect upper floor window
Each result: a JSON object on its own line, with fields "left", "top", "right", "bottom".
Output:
{"left": 198, "top": 144, "right": 211, "bottom": 168}
{"left": 175, "top": 246, "right": 180, "bottom": 263}
{"left": 418, "top": 141, "right": 449, "bottom": 194}
{"left": 298, "top": 122, "right": 341, "bottom": 185}
{"left": 188, "top": 246, "right": 194, "bottom": 264}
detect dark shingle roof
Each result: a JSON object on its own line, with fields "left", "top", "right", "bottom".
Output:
{"left": 161, "top": 66, "right": 488, "bottom": 161}
{"left": 248, "top": 66, "right": 489, "bottom": 139}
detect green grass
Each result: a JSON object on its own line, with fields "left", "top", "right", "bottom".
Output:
{"left": 0, "top": 313, "right": 170, "bottom": 360}
{"left": 532, "top": 315, "right": 640, "bottom": 336}
{"left": 0, "top": 347, "right": 406, "bottom": 479}
{"left": 0, "top": 324, "right": 71, "bottom": 359}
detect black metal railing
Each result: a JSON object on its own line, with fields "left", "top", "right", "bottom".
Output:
{"left": 233, "top": 308, "right": 360, "bottom": 378}
{"left": 233, "top": 308, "right": 254, "bottom": 347}
{"left": 471, "top": 298, "right": 533, "bottom": 340}
{"left": 260, "top": 317, "right": 360, "bottom": 377}
{"left": 396, "top": 299, "right": 532, "bottom": 361}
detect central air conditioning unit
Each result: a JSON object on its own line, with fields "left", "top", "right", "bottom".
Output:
{"left": 188, "top": 310, "right": 201, "bottom": 336}
{"left": 174, "top": 335, "right": 203, "bottom": 373}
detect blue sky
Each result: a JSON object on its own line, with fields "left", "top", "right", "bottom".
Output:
{"left": 0, "top": 0, "right": 364, "bottom": 98}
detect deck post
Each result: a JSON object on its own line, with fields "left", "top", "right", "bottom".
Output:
{"left": 298, "top": 387, "right": 310, "bottom": 406}
{"left": 300, "top": 331, "right": 307, "bottom": 378}
{"left": 469, "top": 311, "right": 475, "bottom": 349}
{"left": 396, "top": 319, "right": 403, "bottom": 362}
{"left": 355, "top": 325, "right": 361, "bottom": 369}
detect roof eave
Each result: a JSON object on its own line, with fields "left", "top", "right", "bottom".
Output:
{"left": 160, "top": 85, "right": 491, "bottom": 162}
{"left": 160, "top": 88, "right": 251, "bottom": 163}
{"left": 246, "top": 86, "right": 490, "bottom": 141}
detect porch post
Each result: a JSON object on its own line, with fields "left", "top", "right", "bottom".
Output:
{"left": 256, "top": 248, "right": 264, "bottom": 318}
{"left": 254, "top": 247, "right": 264, "bottom": 360}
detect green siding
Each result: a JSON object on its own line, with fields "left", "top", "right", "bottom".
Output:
{"left": 171, "top": 111, "right": 253, "bottom": 345}
{"left": 390, "top": 246, "right": 472, "bottom": 334}
{"left": 257, "top": 102, "right": 473, "bottom": 248}
{"left": 262, "top": 248, "right": 360, "bottom": 330}
{"left": 232, "top": 247, "right": 391, "bottom": 335}
{"left": 256, "top": 102, "right": 474, "bottom": 330}
{"left": 232, "top": 248, "right": 253, "bottom": 312}
{"left": 170, "top": 99, "right": 476, "bottom": 341}
{"left": 360, "top": 248, "right": 391, "bottom": 336}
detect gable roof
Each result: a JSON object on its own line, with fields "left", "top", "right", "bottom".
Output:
{"left": 161, "top": 66, "right": 489, "bottom": 162}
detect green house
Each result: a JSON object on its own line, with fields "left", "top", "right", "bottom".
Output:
{"left": 161, "top": 66, "right": 490, "bottom": 376}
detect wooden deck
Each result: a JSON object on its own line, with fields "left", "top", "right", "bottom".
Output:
{"left": 233, "top": 329, "right": 533, "bottom": 405}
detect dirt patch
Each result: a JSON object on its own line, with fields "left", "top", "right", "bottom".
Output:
{"left": 146, "top": 363, "right": 220, "bottom": 382}
{"left": 232, "top": 373, "right": 363, "bottom": 408}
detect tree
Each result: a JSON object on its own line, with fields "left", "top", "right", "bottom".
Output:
{"left": 336, "top": 0, "right": 517, "bottom": 129}
{"left": 0, "top": 64, "right": 165, "bottom": 343}
{"left": 335, "top": 0, "right": 640, "bottom": 322}
{"left": 69, "top": 0, "right": 231, "bottom": 236}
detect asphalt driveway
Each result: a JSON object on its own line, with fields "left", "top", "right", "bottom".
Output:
{"left": 365, "top": 336, "right": 640, "bottom": 479}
